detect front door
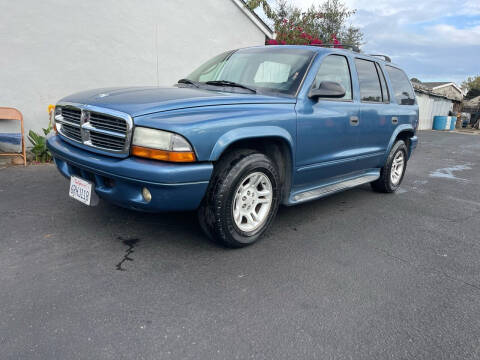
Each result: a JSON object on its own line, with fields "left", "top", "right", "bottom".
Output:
{"left": 295, "top": 54, "right": 360, "bottom": 189}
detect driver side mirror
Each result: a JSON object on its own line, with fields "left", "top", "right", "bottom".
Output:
{"left": 309, "top": 81, "right": 346, "bottom": 100}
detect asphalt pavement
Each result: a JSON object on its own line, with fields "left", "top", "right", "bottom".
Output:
{"left": 1, "top": 130, "right": 479, "bottom": 359}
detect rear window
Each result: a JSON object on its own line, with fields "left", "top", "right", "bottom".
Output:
{"left": 385, "top": 66, "right": 415, "bottom": 105}
{"left": 355, "top": 59, "right": 382, "bottom": 102}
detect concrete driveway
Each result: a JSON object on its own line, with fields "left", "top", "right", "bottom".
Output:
{"left": 1, "top": 131, "right": 479, "bottom": 359}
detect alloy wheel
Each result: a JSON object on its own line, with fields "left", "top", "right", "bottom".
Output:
{"left": 232, "top": 171, "right": 273, "bottom": 232}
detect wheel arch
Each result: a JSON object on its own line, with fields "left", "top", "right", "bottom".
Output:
{"left": 384, "top": 125, "right": 415, "bottom": 161}
{"left": 209, "top": 127, "right": 294, "bottom": 204}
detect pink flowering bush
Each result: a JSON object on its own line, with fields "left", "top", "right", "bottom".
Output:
{"left": 268, "top": 17, "right": 342, "bottom": 48}
{"left": 247, "top": 0, "right": 361, "bottom": 49}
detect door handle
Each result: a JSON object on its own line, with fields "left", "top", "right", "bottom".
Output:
{"left": 350, "top": 116, "right": 359, "bottom": 126}
{"left": 392, "top": 116, "right": 399, "bottom": 125}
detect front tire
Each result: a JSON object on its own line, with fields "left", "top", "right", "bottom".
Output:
{"left": 198, "top": 150, "right": 281, "bottom": 248}
{"left": 371, "top": 140, "right": 408, "bottom": 193}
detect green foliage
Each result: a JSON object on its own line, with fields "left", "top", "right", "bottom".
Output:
{"left": 466, "top": 88, "right": 480, "bottom": 99}
{"left": 28, "top": 123, "right": 53, "bottom": 163}
{"left": 462, "top": 75, "right": 480, "bottom": 99}
{"left": 246, "top": 0, "right": 363, "bottom": 49}
{"left": 246, "top": 0, "right": 279, "bottom": 21}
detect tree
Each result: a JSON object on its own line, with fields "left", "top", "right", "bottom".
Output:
{"left": 410, "top": 78, "right": 421, "bottom": 83}
{"left": 246, "top": 0, "right": 363, "bottom": 49}
{"left": 462, "top": 76, "right": 480, "bottom": 99}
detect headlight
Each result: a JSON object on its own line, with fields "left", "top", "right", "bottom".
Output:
{"left": 131, "top": 127, "right": 196, "bottom": 162}
{"left": 53, "top": 105, "right": 62, "bottom": 120}
{"left": 53, "top": 105, "right": 62, "bottom": 133}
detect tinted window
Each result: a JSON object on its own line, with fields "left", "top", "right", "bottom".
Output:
{"left": 376, "top": 63, "right": 389, "bottom": 102}
{"left": 313, "top": 55, "right": 352, "bottom": 100}
{"left": 386, "top": 66, "right": 415, "bottom": 105}
{"left": 355, "top": 59, "right": 382, "bottom": 102}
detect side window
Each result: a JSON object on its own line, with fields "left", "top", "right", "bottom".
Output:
{"left": 312, "top": 55, "right": 352, "bottom": 100}
{"left": 385, "top": 66, "right": 415, "bottom": 105}
{"left": 355, "top": 58, "right": 382, "bottom": 102}
{"left": 376, "top": 63, "right": 389, "bottom": 103}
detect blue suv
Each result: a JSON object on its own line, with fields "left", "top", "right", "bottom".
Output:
{"left": 47, "top": 45, "right": 418, "bottom": 247}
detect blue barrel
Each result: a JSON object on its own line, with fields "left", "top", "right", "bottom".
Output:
{"left": 433, "top": 116, "right": 453, "bottom": 131}
{"left": 450, "top": 116, "right": 457, "bottom": 130}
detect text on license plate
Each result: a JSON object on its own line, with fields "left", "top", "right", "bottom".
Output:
{"left": 69, "top": 176, "right": 93, "bottom": 205}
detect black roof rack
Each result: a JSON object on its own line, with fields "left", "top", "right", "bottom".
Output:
{"left": 367, "top": 54, "right": 392, "bottom": 63}
{"left": 266, "top": 43, "right": 392, "bottom": 62}
{"left": 309, "top": 43, "right": 360, "bottom": 53}
{"left": 264, "top": 42, "right": 360, "bottom": 53}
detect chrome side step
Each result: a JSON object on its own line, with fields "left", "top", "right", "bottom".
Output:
{"left": 290, "top": 172, "right": 380, "bottom": 204}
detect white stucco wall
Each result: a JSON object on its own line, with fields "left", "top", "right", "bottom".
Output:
{"left": 0, "top": 0, "right": 266, "bottom": 134}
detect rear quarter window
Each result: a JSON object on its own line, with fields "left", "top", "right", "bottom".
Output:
{"left": 385, "top": 66, "right": 415, "bottom": 105}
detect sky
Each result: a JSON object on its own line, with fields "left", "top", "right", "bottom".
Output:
{"left": 258, "top": 0, "right": 480, "bottom": 85}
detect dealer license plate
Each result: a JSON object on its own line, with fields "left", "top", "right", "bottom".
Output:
{"left": 69, "top": 176, "right": 93, "bottom": 206}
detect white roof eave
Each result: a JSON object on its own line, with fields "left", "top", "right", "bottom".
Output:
{"left": 433, "top": 82, "right": 463, "bottom": 94}
{"left": 231, "top": 0, "right": 275, "bottom": 39}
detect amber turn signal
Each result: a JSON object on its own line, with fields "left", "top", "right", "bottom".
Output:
{"left": 131, "top": 146, "right": 196, "bottom": 162}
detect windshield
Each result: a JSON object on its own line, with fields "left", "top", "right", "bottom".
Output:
{"left": 184, "top": 47, "right": 316, "bottom": 96}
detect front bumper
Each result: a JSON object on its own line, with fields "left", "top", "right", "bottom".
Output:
{"left": 47, "top": 135, "right": 213, "bottom": 211}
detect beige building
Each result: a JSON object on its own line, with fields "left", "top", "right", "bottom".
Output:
{"left": 421, "top": 82, "right": 464, "bottom": 102}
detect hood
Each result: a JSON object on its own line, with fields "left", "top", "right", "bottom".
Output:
{"left": 59, "top": 86, "right": 296, "bottom": 117}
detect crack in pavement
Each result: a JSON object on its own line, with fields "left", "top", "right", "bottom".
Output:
{"left": 116, "top": 236, "right": 140, "bottom": 271}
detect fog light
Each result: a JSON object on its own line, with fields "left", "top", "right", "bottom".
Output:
{"left": 142, "top": 187, "right": 152, "bottom": 203}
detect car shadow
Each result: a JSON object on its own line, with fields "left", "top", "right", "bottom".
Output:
{"left": 275, "top": 184, "right": 373, "bottom": 225}
{"left": 96, "top": 202, "right": 220, "bottom": 251}
{"left": 90, "top": 184, "right": 376, "bottom": 252}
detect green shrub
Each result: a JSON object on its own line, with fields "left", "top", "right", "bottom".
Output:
{"left": 28, "top": 124, "right": 53, "bottom": 163}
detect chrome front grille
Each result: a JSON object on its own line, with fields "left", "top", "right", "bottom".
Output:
{"left": 55, "top": 103, "right": 133, "bottom": 155}
{"left": 90, "top": 132, "right": 125, "bottom": 151}
{"left": 61, "top": 108, "right": 81, "bottom": 125}
{"left": 61, "top": 123, "right": 82, "bottom": 142}
{"left": 90, "top": 112, "right": 127, "bottom": 133}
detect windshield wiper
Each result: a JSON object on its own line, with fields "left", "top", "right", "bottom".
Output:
{"left": 205, "top": 80, "right": 256, "bottom": 93}
{"left": 177, "top": 78, "right": 200, "bottom": 88}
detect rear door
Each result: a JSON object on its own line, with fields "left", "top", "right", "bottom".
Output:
{"left": 354, "top": 58, "right": 395, "bottom": 169}
{"left": 384, "top": 65, "right": 418, "bottom": 139}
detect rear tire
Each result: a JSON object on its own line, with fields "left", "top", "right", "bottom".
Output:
{"left": 198, "top": 150, "right": 280, "bottom": 248}
{"left": 371, "top": 140, "right": 408, "bottom": 193}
